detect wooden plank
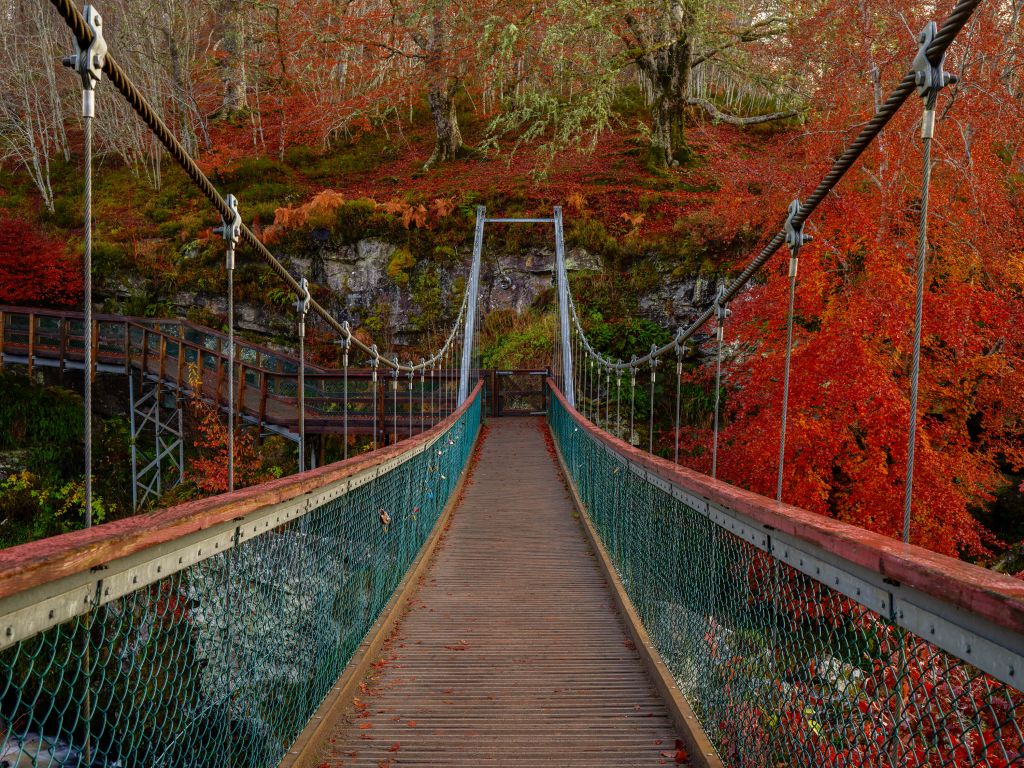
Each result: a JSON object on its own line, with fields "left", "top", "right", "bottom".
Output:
{"left": 258, "top": 372, "right": 268, "bottom": 430}
{"left": 280, "top": 424, "right": 481, "bottom": 768}
{"left": 91, "top": 319, "right": 98, "bottom": 383}
{"left": 1, "top": 309, "right": 8, "bottom": 369}
{"left": 318, "top": 419, "right": 687, "bottom": 767}
{"left": 546, "top": 379, "right": 1024, "bottom": 637}
{"left": 26, "top": 313, "right": 34, "bottom": 377}
{"left": 0, "top": 383, "right": 483, "bottom": 602}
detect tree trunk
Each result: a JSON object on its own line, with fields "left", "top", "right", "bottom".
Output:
{"left": 424, "top": 84, "right": 463, "bottom": 169}
{"left": 630, "top": 1, "right": 694, "bottom": 168}
{"left": 217, "top": 0, "right": 247, "bottom": 118}
{"left": 650, "top": 93, "right": 688, "bottom": 168}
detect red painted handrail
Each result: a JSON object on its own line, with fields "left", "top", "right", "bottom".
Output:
{"left": 547, "top": 378, "right": 1024, "bottom": 636}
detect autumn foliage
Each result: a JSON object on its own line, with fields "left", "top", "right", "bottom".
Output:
{"left": 0, "top": 215, "right": 82, "bottom": 307}
{"left": 657, "top": 0, "right": 1024, "bottom": 558}
{"left": 183, "top": 365, "right": 278, "bottom": 494}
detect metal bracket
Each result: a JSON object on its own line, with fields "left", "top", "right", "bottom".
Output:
{"left": 912, "top": 22, "right": 956, "bottom": 100}
{"left": 370, "top": 344, "right": 380, "bottom": 382}
{"left": 912, "top": 22, "right": 957, "bottom": 138}
{"left": 715, "top": 284, "right": 731, "bottom": 341}
{"left": 62, "top": 5, "right": 107, "bottom": 113}
{"left": 784, "top": 199, "right": 811, "bottom": 252}
{"left": 215, "top": 194, "right": 241, "bottom": 269}
{"left": 295, "top": 276, "right": 311, "bottom": 318}
{"left": 649, "top": 345, "right": 659, "bottom": 382}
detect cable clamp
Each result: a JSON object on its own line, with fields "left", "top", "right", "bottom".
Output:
{"left": 62, "top": 6, "right": 107, "bottom": 116}
{"left": 295, "top": 276, "right": 311, "bottom": 318}
{"left": 912, "top": 22, "right": 957, "bottom": 138}
{"left": 370, "top": 345, "right": 379, "bottom": 382}
{"left": 784, "top": 198, "right": 811, "bottom": 277}
{"left": 215, "top": 194, "right": 241, "bottom": 269}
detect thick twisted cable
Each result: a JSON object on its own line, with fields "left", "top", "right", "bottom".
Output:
{"left": 560, "top": 0, "right": 979, "bottom": 372}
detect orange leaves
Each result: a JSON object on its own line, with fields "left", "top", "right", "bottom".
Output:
{"left": 183, "top": 363, "right": 277, "bottom": 494}
{"left": 429, "top": 197, "right": 455, "bottom": 218}
{"left": 620, "top": 211, "right": 645, "bottom": 236}
{"left": 659, "top": 739, "right": 689, "bottom": 764}
{"left": 264, "top": 190, "right": 347, "bottom": 243}
{"left": 262, "top": 192, "right": 455, "bottom": 243}
{"left": 380, "top": 197, "right": 451, "bottom": 229}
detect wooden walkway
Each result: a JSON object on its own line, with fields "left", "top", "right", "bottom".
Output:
{"left": 320, "top": 417, "right": 685, "bottom": 767}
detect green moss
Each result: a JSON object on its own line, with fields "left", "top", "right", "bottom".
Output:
{"left": 387, "top": 247, "right": 417, "bottom": 287}
{"left": 216, "top": 156, "right": 290, "bottom": 187}
{"left": 243, "top": 181, "right": 302, "bottom": 203}
{"left": 567, "top": 218, "right": 619, "bottom": 258}
{"left": 45, "top": 195, "right": 82, "bottom": 229}
{"left": 92, "top": 240, "right": 129, "bottom": 280}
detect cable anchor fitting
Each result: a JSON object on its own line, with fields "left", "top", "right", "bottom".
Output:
{"left": 715, "top": 284, "right": 732, "bottom": 340}
{"left": 215, "top": 194, "right": 241, "bottom": 270}
{"left": 912, "top": 22, "right": 957, "bottom": 138}
{"left": 784, "top": 199, "right": 812, "bottom": 277}
{"left": 649, "top": 345, "right": 660, "bottom": 383}
{"left": 295, "top": 276, "right": 311, "bottom": 336}
{"left": 62, "top": 6, "right": 107, "bottom": 117}
{"left": 675, "top": 329, "right": 686, "bottom": 375}
{"left": 370, "top": 345, "right": 380, "bottom": 382}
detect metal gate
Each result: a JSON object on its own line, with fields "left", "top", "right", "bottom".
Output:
{"left": 493, "top": 370, "right": 548, "bottom": 416}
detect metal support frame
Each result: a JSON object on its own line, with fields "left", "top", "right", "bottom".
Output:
{"left": 553, "top": 207, "right": 575, "bottom": 407}
{"left": 215, "top": 193, "right": 241, "bottom": 492}
{"left": 457, "top": 207, "right": 570, "bottom": 406}
{"left": 129, "top": 371, "right": 184, "bottom": 510}
{"left": 458, "top": 207, "right": 486, "bottom": 405}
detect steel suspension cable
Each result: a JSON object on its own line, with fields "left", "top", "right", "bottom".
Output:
{"left": 776, "top": 247, "right": 800, "bottom": 502}
{"left": 674, "top": 346, "right": 683, "bottom": 464}
{"left": 904, "top": 35, "right": 951, "bottom": 541}
{"left": 83, "top": 90, "right": 94, "bottom": 525}
{"left": 712, "top": 294, "right": 729, "bottom": 479}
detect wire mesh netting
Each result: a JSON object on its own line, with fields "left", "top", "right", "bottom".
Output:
{"left": 0, "top": 389, "right": 480, "bottom": 768}
{"left": 549, "top": 392, "right": 1024, "bottom": 767}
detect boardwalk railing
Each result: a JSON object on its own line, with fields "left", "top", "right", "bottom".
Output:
{"left": 0, "top": 383, "right": 481, "bottom": 768}
{"left": 548, "top": 381, "right": 1024, "bottom": 767}
{"left": 0, "top": 306, "right": 461, "bottom": 438}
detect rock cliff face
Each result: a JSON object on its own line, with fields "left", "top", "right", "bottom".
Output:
{"left": 153, "top": 238, "right": 719, "bottom": 347}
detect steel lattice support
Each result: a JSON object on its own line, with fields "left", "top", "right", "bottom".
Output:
{"left": 129, "top": 372, "right": 184, "bottom": 510}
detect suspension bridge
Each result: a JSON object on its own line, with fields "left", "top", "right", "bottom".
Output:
{"left": 2, "top": 0, "right": 1023, "bottom": 765}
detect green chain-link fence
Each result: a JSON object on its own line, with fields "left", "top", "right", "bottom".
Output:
{"left": 550, "top": 390, "right": 1024, "bottom": 767}
{"left": 0, "top": 387, "right": 480, "bottom": 767}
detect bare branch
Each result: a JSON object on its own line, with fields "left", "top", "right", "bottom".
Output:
{"left": 687, "top": 97, "right": 798, "bottom": 125}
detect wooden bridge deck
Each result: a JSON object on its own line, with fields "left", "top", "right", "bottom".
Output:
{"left": 319, "top": 417, "right": 685, "bottom": 767}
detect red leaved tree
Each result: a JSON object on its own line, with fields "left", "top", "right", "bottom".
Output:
{"left": 0, "top": 216, "right": 82, "bottom": 307}
{"left": 183, "top": 364, "right": 277, "bottom": 494}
